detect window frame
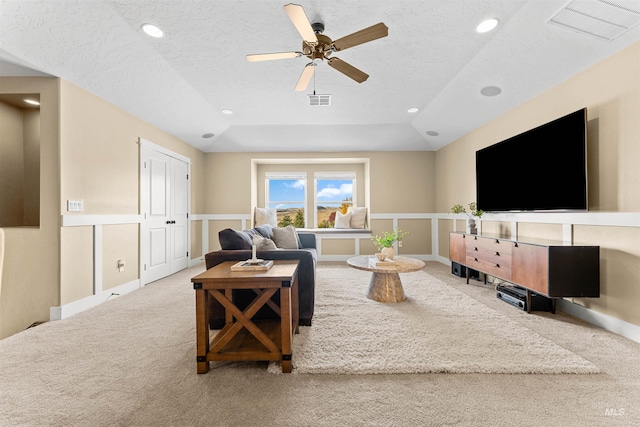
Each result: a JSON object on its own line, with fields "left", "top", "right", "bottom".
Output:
{"left": 314, "top": 172, "right": 357, "bottom": 228}
{"left": 265, "top": 172, "right": 308, "bottom": 227}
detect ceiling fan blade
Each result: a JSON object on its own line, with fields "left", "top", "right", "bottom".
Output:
{"left": 332, "top": 22, "right": 389, "bottom": 51}
{"left": 284, "top": 3, "right": 318, "bottom": 44}
{"left": 327, "top": 57, "right": 369, "bottom": 83}
{"left": 246, "top": 51, "right": 302, "bottom": 62}
{"left": 295, "top": 63, "right": 315, "bottom": 91}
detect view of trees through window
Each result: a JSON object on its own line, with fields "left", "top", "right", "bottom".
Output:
{"left": 266, "top": 174, "right": 355, "bottom": 228}
{"left": 316, "top": 177, "right": 354, "bottom": 228}
{"left": 267, "top": 178, "right": 306, "bottom": 227}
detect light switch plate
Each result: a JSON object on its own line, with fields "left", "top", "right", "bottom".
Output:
{"left": 67, "top": 200, "right": 83, "bottom": 212}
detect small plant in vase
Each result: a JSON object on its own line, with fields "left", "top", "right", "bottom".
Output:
{"left": 371, "top": 228, "right": 408, "bottom": 260}
{"left": 451, "top": 202, "right": 484, "bottom": 234}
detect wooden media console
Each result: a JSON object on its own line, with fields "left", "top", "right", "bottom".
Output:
{"left": 449, "top": 232, "right": 600, "bottom": 313}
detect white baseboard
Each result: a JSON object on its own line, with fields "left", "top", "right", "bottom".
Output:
{"left": 189, "top": 258, "right": 204, "bottom": 268}
{"left": 557, "top": 299, "right": 640, "bottom": 344}
{"left": 50, "top": 279, "right": 140, "bottom": 321}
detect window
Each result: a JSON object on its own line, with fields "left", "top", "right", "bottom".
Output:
{"left": 265, "top": 172, "right": 307, "bottom": 227}
{"left": 315, "top": 173, "right": 355, "bottom": 228}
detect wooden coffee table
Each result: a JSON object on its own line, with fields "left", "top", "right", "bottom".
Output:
{"left": 347, "top": 255, "right": 425, "bottom": 303}
{"left": 190, "top": 260, "right": 299, "bottom": 374}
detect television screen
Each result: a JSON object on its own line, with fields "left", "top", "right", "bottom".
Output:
{"left": 476, "top": 108, "right": 587, "bottom": 212}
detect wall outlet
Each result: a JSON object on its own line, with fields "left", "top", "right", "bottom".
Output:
{"left": 398, "top": 240, "right": 403, "bottom": 248}
{"left": 117, "top": 259, "right": 125, "bottom": 272}
{"left": 67, "top": 200, "right": 84, "bottom": 212}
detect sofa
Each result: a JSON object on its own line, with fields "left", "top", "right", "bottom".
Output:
{"left": 204, "top": 224, "right": 317, "bottom": 329}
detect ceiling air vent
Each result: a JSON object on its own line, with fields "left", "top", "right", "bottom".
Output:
{"left": 308, "top": 94, "right": 331, "bottom": 106}
{"left": 547, "top": 0, "right": 640, "bottom": 41}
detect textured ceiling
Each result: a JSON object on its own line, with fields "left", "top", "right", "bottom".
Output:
{"left": 0, "top": 0, "right": 638, "bottom": 152}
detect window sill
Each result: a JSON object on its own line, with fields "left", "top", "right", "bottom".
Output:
{"left": 298, "top": 228, "right": 371, "bottom": 235}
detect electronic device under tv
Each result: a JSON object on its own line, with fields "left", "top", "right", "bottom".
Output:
{"left": 476, "top": 108, "right": 588, "bottom": 212}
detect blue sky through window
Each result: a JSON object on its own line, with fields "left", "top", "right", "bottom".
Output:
{"left": 317, "top": 179, "right": 353, "bottom": 204}
{"left": 268, "top": 179, "right": 305, "bottom": 208}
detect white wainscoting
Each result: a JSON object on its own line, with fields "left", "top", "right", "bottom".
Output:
{"left": 59, "top": 211, "right": 640, "bottom": 342}
{"left": 55, "top": 214, "right": 142, "bottom": 320}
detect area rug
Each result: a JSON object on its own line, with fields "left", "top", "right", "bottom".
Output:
{"left": 267, "top": 266, "right": 600, "bottom": 374}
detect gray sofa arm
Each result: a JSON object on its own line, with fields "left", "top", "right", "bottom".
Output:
{"left": 298, "top": 232, "right": 316, "bottom": 249}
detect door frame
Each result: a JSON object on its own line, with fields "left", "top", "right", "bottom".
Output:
{"left": 139, "top": 138, "right": 191, "bottom": 286}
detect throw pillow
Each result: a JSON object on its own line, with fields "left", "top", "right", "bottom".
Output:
{"left": 244, "top": 224, "right": 274, "bottom": 240}
{"left": 347, "top": 207, "right": 367, "bottom": 229}
{"left": 219, "top": 228, "right": 252, "bottom": 250}
{"left": 252, "top": 234, "right": 278, "bottom": 251}
{"left": 334, "top": 211, "right": 352, "bottom": 229}
{"left": 273, "top": 224, "right": 300, "bottom": 249}
{"left": 254, "top": 207, "right": 277, "bottom": 227}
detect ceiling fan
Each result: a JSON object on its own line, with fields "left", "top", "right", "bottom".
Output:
{"left": 246, "top": 3, "right": 388, "bottom": 91}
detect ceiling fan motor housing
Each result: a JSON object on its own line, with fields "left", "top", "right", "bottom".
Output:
{"left": 302, "top": 33, "right": 333, "bottom": 60}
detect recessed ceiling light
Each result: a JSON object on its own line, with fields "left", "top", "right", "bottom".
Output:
{"left": 426, "top": 131, "right": 439, "bottom": 137}
{"left": 476, "top": 18, "right": 499, "bottom": 33}
{"left": 480, "top": 86, "right": 502, "bottom": 96}
{"left": 407, "top": 107, "right": 419, "bottom": 113}
{"left": 221, "top": 109, "right": 233, "bottom": 115}
{"left": 141, "top": 23, "right": 164, "bottom": 38}
{"left": 202, "top": 133, "right": 215, "bottom": 139}
{"left": 24, "top": 99, "right": 40, "bottom": 106}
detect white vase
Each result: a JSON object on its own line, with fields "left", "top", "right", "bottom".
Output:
{"left": 468, "top": 219, "right": 477, "bottom": 235}
{"left": 381, "top": 246, "right": 395, "bottom": 260}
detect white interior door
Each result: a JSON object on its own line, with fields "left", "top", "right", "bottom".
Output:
{"left": 140, "top": 142, "right": 190, "bottom": 285}
{"left": 170, "top": 157, "right": 189, "bottom": 273}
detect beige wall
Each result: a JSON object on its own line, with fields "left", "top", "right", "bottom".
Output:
{"left": 0, "top": 101, "right": 25, "bottom": 226}
{"left": 0, "top": 77, "right": 60, "bottom": 338}
{"left": 23, "top": 109, "right": 40, "bottom": 226}
{"left": 0, "top": 103, "right": 40, "bottom": 228}
{"left": 436, "top": 42, "right": 640, "bottom": 326}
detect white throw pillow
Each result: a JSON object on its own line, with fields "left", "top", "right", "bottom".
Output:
{"left": 252, "top": 234, "right": 278, "bottom": 251}
{"left": 347, "top": 207, "right": 367, "bottom": 229}
{"left": 254, "top": 207, "right": 277, "bottom": 227}
{"left": 273, "top": 225, "right": 300, "bottom": 249}
{"left": 334, "top": 211, "right": 352, "bottom": 229}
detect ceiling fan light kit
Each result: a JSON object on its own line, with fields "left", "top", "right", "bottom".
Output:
{"left": 246, "top": 3, "right": 389, "bottom": 91}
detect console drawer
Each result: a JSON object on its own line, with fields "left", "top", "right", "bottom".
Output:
{"left": 466, "top": 235, "right": 513, "bottom": 254}
{"left": 466, "top": 246, "right": 512, "bottom": 268}
{"left": 466, "top": 255, "right": 512, "bottom": 280}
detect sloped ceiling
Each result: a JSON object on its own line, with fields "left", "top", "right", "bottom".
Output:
{"left": 0, "top": 0, "right": 638, "bottom": 152}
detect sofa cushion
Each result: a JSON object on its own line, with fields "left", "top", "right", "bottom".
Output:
{"left": 219, "top": 228, "right": 253, "bottom": 250}
{"left": 252, "top": 234, "right": 278, "bottom": 251}
{"left": 273, "top": 225, "right": 300, "bottom": 249}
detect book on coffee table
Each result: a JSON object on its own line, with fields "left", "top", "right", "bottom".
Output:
{"left": 368, "top": 257, "right": 397, "bottom": 268}
{"left": 230, "top": 260, "right": 274, "bottom": 271}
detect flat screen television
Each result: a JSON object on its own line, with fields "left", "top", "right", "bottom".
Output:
{"left": 476, "top": 108, "right": 588, "bottom": 212}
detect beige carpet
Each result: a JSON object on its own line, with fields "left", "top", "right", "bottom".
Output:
{"left": 266, "top": 267, "right": 599, "bottom": 374}
{"left": 1, "top": 262, "right": 639, "bottom": 426}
